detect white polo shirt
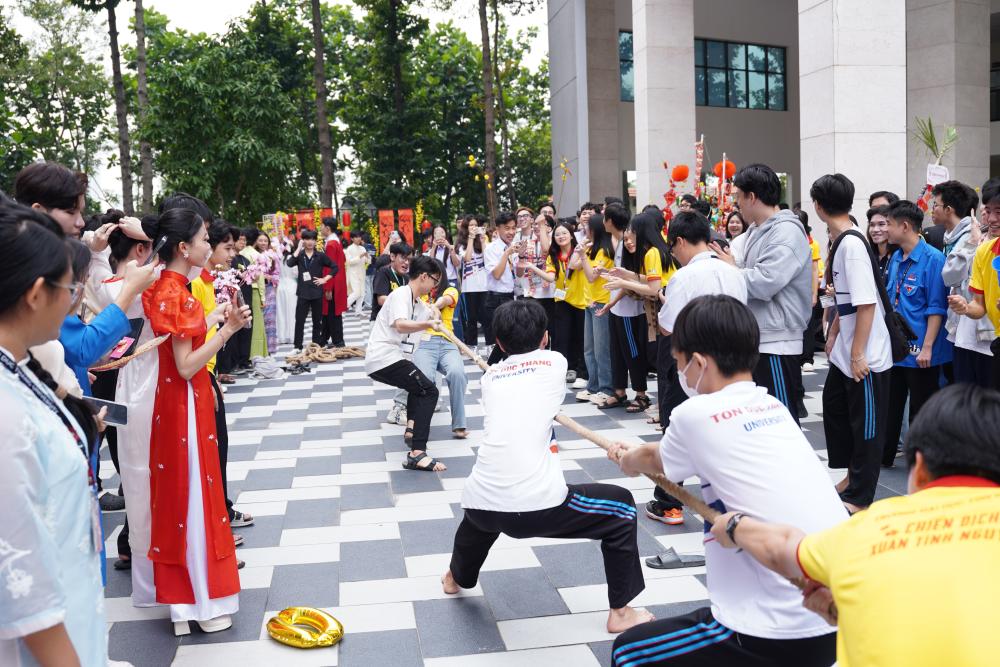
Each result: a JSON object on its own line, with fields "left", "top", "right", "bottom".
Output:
{"left": 462, "top": 349, "right": 568, "bottom": 512}
{"left": 484, "top": 238, "right": 516, "bottom": 293}
{"left": 659, "top": 381, "right": 846, "bottom": 640}
{"left": 658, "top": 251, "right": 748, "bottom": 333}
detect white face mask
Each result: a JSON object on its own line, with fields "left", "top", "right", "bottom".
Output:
{"left": 678, "top": 356, "right": 706, "bottom": 398}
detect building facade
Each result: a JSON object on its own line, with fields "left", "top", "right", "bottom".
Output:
{"left": 549, "top": 0, "right": 994, "bottom": 244}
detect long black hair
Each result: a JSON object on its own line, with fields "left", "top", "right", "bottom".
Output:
{"left": 143, "top": 208, "right": 205, "bottom": 263}
{"left": 547, "top": 221, "right": 578, "bottom": 280}
{"left": 0, "top": 200, "right": 99, "bottom": 447}
{"left": 624, "top": 211, "right": 675, "bottom": 274}
{"left": 587, "top": 213, "right": 614, "bottom": 261}
{"left": 457, "top": 214, "right": 484, "bottom": 255}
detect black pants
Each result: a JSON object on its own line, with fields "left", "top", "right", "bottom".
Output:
{"left": 450, "top": 483, "right": 644, "bottom": 608}
{"left": 369, "top": 360, "right": 439, "bottom": 451}
{"left": 753, "top": 353, "right": 802, "bottom": 426}
{"left": 216, "top": 336, "right": 238, "bottom": 374}
{"left": 322, "top": 306, "right": 344, "bottom": 347}
{"left": 90, "top": 369, "right": 120, "bottom": 492}
{"left": 652, "top": 334, "right": 686, "bottom": 511}
{"left": 823, "top": 365, "right": 889, "bottom": 507}
{"left": 992, "top": 338, "right": 1000, "bottom": 391}
{"left": 552, "top": 301, "right": 585, "bottom": 375}
{"left": 531, "top": 297, "right": 555, "bottom": 347}
{"left": 800, "top": 298, "right": 824, "bottom": 366}
{"left": 294, "top": 297, "right": 324, "bottom": 349}
{"left": 209, "top": 373, "right": 235, "bottom": 517}
{"left": 610, "top": 313, "right": 648, "bottom": 393}
{"left": 483, "top": 291, "right": 514, "bottom": 346}
{"left": 234, "top": 323, "right": 252, "bottom": 368}
{"left": 612, "top": 606, "right": 836, "bottom": 667}
{"left": 953, "top": 346, "right": 992, "bottom": 388}
{"left": 884, "top": 365, "right": 942, "bottom": 465}
{"left": 461, "top": 291, "right": 489, "bottom": 346}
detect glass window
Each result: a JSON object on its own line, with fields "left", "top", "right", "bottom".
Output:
{"left": 619, "top": 31, "right": 634, "bottom": 102}
{"left": 694, "top": 39, "right": 786, "bottom": 111}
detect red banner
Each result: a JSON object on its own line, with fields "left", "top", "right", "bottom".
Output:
{"left": 378, "top": 210, "right": 395, "bottom": 253}
{"left": 341, "top": 210, "right": 352, "bottom": 240}
{"left": 397, "top": 209, "right": 414, "bottom": 248}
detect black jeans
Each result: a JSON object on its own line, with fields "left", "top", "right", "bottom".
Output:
{"left": 552, "top": 301, "right": 585, "bottom": 374}
{"left": 294, "top": 297, "right": 324, "bottom": 349}
{"left": 884, "top": 365, "right": 942, "bottom": 465}
{"left": 322, "top": 306, "right": 344, "bottom": 346}
{"left": 369, "top": 360, "right": 439, "bottom": 451}
{"left": 450, "top": 484, "right": 644, "bottom": 609}
{"left": 461, "top": 291, "right": 489, "bottom": 346}
{"left": 824, "top": 365, "right": 889, "bottom": 506}
{"left": 483, "top": 291, "right": 514, "bottom": 346}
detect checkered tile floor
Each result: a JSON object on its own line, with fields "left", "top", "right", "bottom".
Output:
{"left": 98, "top": 311, "right": 908, "bottom": 666}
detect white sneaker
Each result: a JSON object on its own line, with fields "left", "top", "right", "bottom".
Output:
{"left": 588, "top": 391, "right": 610, "bottom": 405}
{"left": 802, "top": 362, "right": 814, "bottom": 372}
{"left": 386, "top": 404, "right": 405, "bottom": 425}
{"left": 575, "top": 389, "right": 593, "bottom": 402}
{"left": 572, "top": 378, "right": 588, "bottom": 390}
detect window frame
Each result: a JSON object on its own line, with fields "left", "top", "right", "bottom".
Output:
{"left": 619, "top": 30, "right": 634, "bottom": 103}
{"left": 693, "top": 38, "right": 787, "bottom": 111}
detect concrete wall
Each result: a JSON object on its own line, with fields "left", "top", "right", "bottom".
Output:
{"left": 548, "top": 0, "right": 590, "bottom": 210}
{"left": 694, "top": 0, "right": 801, "bottom": 203}
{"left": 585, "top": 0, "right": 623, "bottom": 201}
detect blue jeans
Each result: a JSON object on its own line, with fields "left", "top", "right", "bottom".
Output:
{"left": 412, "top": 335, "right": 467, "bottom": 429}
{"left": 448, "top": 279, "right": 464, "bottom": 342}
{"left": 584, "top": 304, "right": 613, "bottom": 395}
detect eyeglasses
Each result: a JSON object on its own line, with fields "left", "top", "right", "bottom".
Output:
{"left": 48, "top": 280, "right": 84, "bottom": 301}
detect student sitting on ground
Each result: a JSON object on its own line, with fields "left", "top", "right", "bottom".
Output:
{"left": 442, "top": 299, "right": 651, "bottom": 634}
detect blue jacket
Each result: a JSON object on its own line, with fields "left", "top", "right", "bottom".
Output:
{"left": 886, "top": 239, "right": 952, "bottom": 368}
{"left": 59, "top": 304, "right": 131, "bottom": 395}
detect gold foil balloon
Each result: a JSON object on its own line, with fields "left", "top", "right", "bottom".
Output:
{"left": 266, "top": 607, "right": 344, "bottom": 649}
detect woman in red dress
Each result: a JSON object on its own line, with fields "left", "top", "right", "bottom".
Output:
{"left": 143, "top": 208, "right": 251, "bottom": 636}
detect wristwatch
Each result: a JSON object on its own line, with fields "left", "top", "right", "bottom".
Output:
{"left": 725, "top": 512, "right": 747, "bottom": 546}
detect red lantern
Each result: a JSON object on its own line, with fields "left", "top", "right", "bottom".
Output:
{"left": 713, "top": 160, "right": 736, "bottom": 179}
{"left": 671, "top": 164, "right": 690, "bottom": 182}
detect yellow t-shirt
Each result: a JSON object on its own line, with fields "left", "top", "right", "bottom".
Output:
{"left": 545, "top": 254, "right": 588, "bottom": 309}
{"left": 796, "top": 479, "right": 1000, "bottom": 667}
{"left": 809, "top": 238, "right": 825, "bottom": 286}
{"left": 587, "top": 248, "right": 615, "bottom": 304}
{"left": 968, "top": 238, "right": 1000, "bottom": 337}
{"left": 425, "top": 286, "right": 459, "bottom": 338}
{"left": 190, "top": 272, "right": 218, "bottom": 374}
{"left": 642, "top": 247, "right": 676, "bottom": 287}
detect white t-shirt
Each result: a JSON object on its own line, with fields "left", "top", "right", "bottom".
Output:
{"left": 610, "top": 238, "right": 644, "bottom": 318}
{"left": 830, "top": 234, "right": 892, "bottom": 375}
{"left": 365, "top": 285, "right": 428, "bottom": 375}
{"left": 429, "top": 245, "right": 459, "bottom": 281}
{"left": 659, "top": 381, "right": 845, "bottom": 639}
{"left": 658, "top": 251, "right": 748, "bottom": 333}
{"left": 514, "top": 231, "right": 555, "bottom": 299}
{"left": 484, "top": 238, "right": 516, "bottom": 293}
{"left": 459, "top": 246, "right": 488, "bottom": 293}
{"left": 462, "top": 349, "right": 569, "bottom": 512}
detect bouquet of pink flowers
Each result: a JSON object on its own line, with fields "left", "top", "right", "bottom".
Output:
{"left": 211, "top": 266, "right": 242, "bottom": 305}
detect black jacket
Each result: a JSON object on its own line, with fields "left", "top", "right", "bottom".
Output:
{"left": 285, "top": 249, "right": 337, "bottom": 299}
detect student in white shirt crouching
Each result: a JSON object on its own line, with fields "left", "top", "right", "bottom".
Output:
{"left": 441, "top": 299, "right": 652, "bottom": 634}
{"left": 608, "top": 295, "right": 843, "bottom": 666}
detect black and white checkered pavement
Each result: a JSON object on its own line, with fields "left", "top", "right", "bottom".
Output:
{"left": 98, "top": 310, "right": 908, "bottom": 666}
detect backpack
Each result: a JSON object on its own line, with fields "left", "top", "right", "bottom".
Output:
{"left": 827, "top": 230, "right": 916, "bottom": 364}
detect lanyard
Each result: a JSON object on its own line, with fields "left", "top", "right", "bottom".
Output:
{"left": 892, "top": 258, "right": 914, "bottom": 309}
{"left": 0, "top": 349, "right": 93, "bottom": 484}
{"left": 390, "top": 268, "right": 401, "bottom": 286}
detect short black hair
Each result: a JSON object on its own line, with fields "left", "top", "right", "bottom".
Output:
{"left": 868, "top": 190, "right": 899, "bottom": 207}
{"left": 981, "top": 178, "right": 1000, "bottom": 206}
{"left": 905, "top": 384, "right": 1000, "bottom": 484}
{"left": 931, "top": 180, "right": 977, "bottom": 218}
{"left": 667, "top": 210, "right": 711, "bottom": 246}
{"left": 207, "top": 219, "right": 234, "bottom": 248}
{"left": 733, "top": 163, "right": 781, "bottom": 207}
{"left": 300, "top": 228, "right": 318, "bottom": 241}
{"left": 407, "top": 254, "right": 440, "bottom": 281}
{"left": 671, "top": 295, "right": 759, "bottom": 376}
{"left": 778, "top": 202, "right": 789, "bottom": 210}
{"left": 13, "top": 161, "right": 87, "bottom": 211}
{"left": 495, "top": 211, "right": 516, "bottom": 228}
{"left": 389, "top": 241, "right": 413, "bottom": 256}
{"left": 322, "top": 216, "right": 338, "bottom": 233}
{"left": 493, "top": 299, "right": 547, "bottom": 355}
{"left": 887, "top": 199, "right": 924, "bottom": 233}
{"left": 693, "top": 199, "right": 712, "bottom": 217}
{"left": 604, "top": 203, "right": 630, "bottom": 231}
{"left": 244, "top": 227, "right": 261, "bottom": 245}
{"left": 810, "top": 173, "right": 855, "bottom": 216}
{"left": 604, "top": 196, "right": 624, "bottom": 207}
{"left": 680, "top": 194, "right": 698, "bottom": 206}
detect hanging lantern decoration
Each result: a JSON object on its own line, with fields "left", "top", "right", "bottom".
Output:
{"left": 671, "top": 164, "right": 690, "bottom": 182}
{"left": 713, "top": 160, "right": 736, "bottom": 179}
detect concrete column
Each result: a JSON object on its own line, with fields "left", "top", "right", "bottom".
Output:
{"left": 798, "top": 0, "right": 907, "bottom": 248}
{"left": 548, "top": 0, "right": 590, "bottom": 212}
{"left": 906, "top": 0, "right": 990, "bottom": 198}
{"left": 585, "top": 0, "right": 623, "bottom": 202}
{"left": 632, "top": 0, "right": 696, "bottom": 209}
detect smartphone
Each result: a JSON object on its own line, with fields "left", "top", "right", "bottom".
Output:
{"left": 85, "top": 397, "right": 128, "bottom": 426}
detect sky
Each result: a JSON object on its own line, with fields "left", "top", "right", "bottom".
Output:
{"left": 9, "top": 0, "right": 549, "bottom": 209}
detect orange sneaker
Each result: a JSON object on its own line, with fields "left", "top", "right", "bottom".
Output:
{"left": 645, "top": 501, "right": 684, "bottom": 525}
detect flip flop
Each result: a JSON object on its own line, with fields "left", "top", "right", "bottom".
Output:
{"left": 644, "top": 548, "right": 705, "bottom": 570}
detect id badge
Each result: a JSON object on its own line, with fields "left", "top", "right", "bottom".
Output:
{"left": 819, "top": 294, "right": 835, "bottom": 309}
{"left": 554, "top": 288, "right": 567, "bottom": 301}
{"left": 302, "top": 271, "right": 312, "bottom": 282}
{"left": 401, "top": 341, "right": 415, "bottom": 357}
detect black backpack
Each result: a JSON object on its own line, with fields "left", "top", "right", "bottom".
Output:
{"left": 827, "top": 230, "right": 916, "bottom": 364}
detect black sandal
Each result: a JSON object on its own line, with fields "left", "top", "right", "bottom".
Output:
{"left": 626, "top": 395, "right": 651, "bottom": 413}
{"left": 597, "top": 394, "right": 628, "bottom": 410}
{"left": 402, "top": 451, "right": 444, "bottom": 472}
